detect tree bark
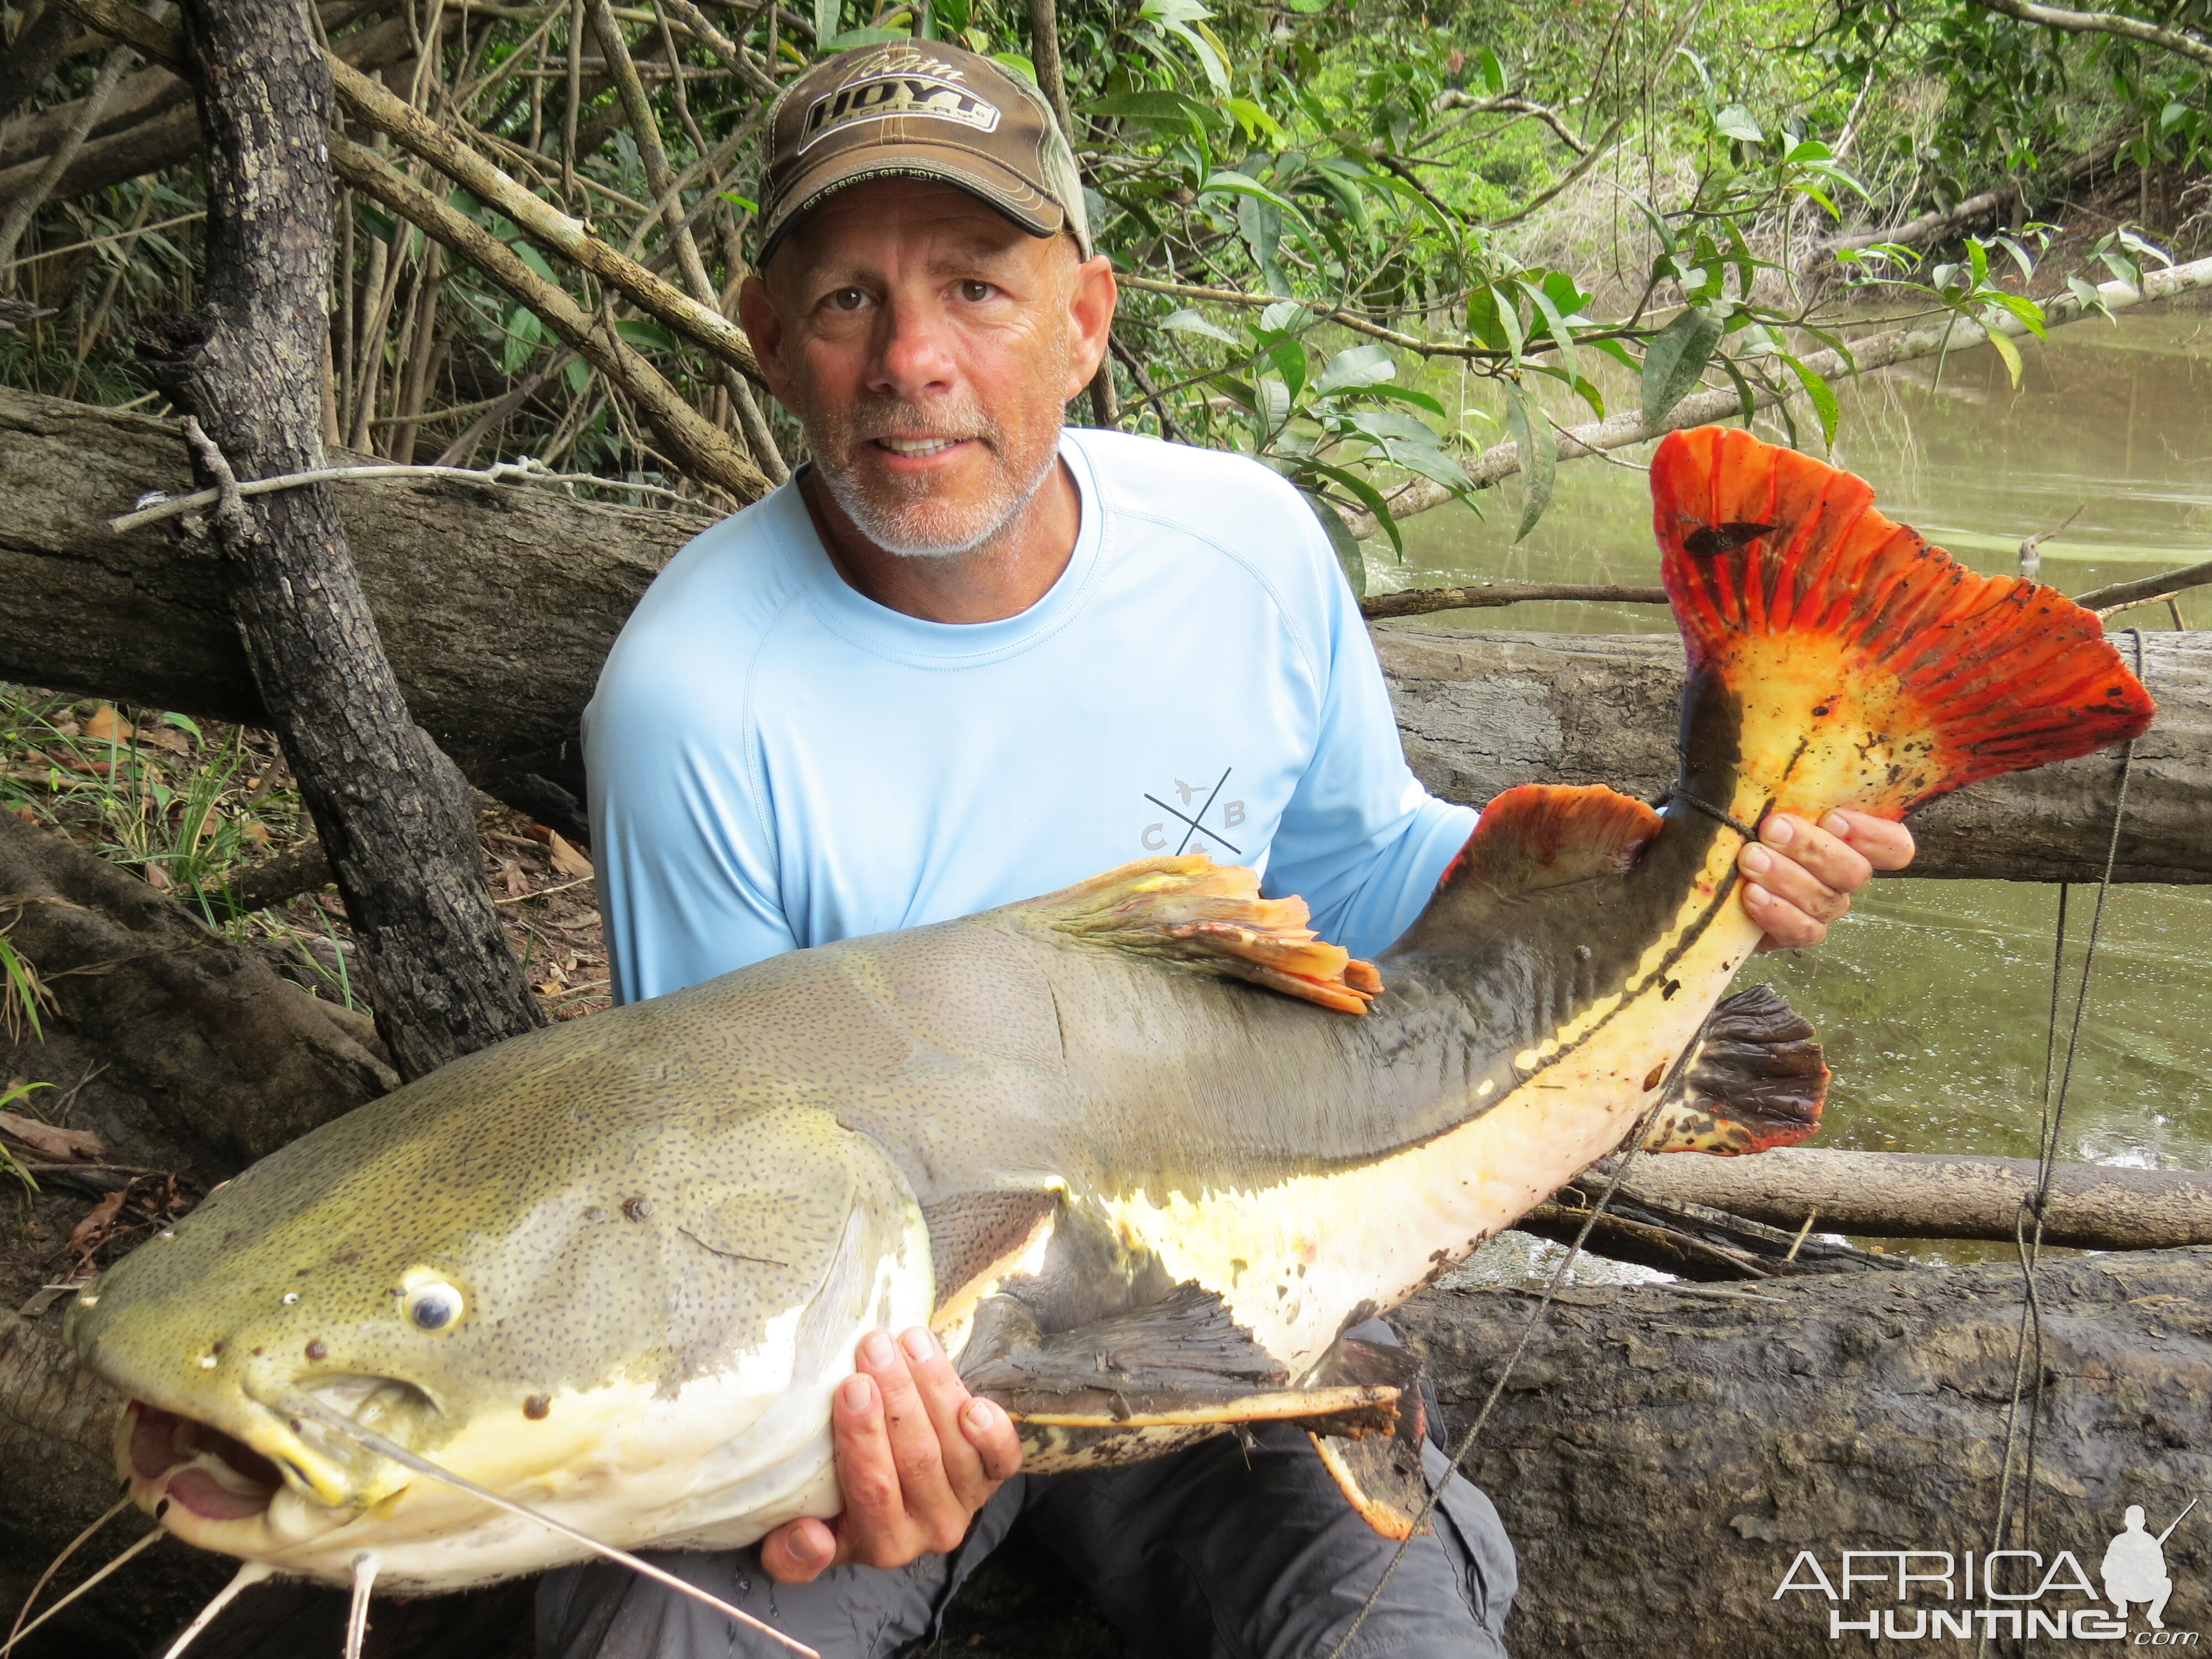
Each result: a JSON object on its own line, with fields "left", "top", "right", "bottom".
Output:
{"left": 158, "top": 0, "right": 541, "bottom": 1079}
{"left": 3, "top": 388, "right": 2206, "bottom": 882}
{"left": 1617, "top": 1146, "right": 2212, "bottom": 1249}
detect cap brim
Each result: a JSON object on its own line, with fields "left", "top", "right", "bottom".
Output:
{"left": 758, "top": 142, "right": 1068, "bottom": 267}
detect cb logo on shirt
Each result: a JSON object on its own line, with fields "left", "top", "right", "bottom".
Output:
{"left": 1142, "top": 768, "right": 1245, "bottom": 857}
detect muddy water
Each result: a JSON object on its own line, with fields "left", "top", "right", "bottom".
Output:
{"left": 1381, "top": 305, "right": 2212, "bottom": 1177}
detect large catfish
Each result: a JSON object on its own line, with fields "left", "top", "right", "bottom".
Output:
{"left": 66, "top": 429, "right": 2154, "bottom": 1595}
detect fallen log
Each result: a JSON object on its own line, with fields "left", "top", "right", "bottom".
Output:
{"left": 1379, "top": 624, "right": 2210, "bottom": 883}
{"left": 1618, "top": 1145, "right": 2212, "bottom": 1249}
{"left": 6, "top": 389, "right": 2205, "bottom": 879}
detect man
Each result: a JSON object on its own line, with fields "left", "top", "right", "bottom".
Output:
{"left": 544, "top": 41, "right": 1914, "bottom": 1658}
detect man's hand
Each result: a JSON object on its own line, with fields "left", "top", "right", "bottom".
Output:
{"left": 1739, "top": 809, "right": 1915, "bottom": 951}
{"left": 759, "top": 1327, "right": 1024, "bottom": 1583}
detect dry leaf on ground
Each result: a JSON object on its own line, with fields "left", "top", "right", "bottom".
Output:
{"left": 547, "top": 832, "right": 594, "bottom": 880}
{"left": 0, "top": 1109, "right": 103, "bottom": 1162}
{"left": 66, "top": 1190, "right": 126, "bottom": 1259}
{"left": 82, "top": 704, "right": 134, "bottom": 743}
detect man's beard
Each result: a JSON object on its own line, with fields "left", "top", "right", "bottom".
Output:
{"left": 802, "top": 387, "right": 1064, "bottom": 560}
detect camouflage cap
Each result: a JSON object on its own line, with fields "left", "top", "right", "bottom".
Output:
{"left": 757, "top": 42, "right": 1091, "bottom": 267}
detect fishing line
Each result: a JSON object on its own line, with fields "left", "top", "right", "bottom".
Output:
{"left": 0, "top": 1525, "right": 164, "bottom": 1657}
{"left": 1322, "top": 1020, "right": 1709, "bottom": 1659}
{"left": 280, "top": 1393, "right": 821, "bottom": 1659}
{"left": 7, "top": 1494, "right": 131, "bottom": 1650}
{"left": 1977, "top": 628, "right": 2141, "bottom": 1659}
{"left": 157, "top": 1560, "right": 270, "bottom": 1659}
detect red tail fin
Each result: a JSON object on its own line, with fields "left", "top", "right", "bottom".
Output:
{"left": 1651, "top": 426, "right": 2155, "bottom": 818}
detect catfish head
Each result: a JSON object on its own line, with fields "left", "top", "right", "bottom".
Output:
{"left": 65, "top": 1008, "right": 933, "bottom": 1592}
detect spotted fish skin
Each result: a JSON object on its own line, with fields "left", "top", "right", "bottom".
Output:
{"left": 64, "top": 427, "right": 2155, "bottom": 1592}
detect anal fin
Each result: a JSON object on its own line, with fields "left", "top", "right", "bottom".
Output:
{"left": 1640, "top": 984, "right": 1829, "bottom": 1155}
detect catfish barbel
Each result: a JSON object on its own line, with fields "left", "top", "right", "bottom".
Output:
{"left": 64, "top": 428, "right": 2154, "bottom": 1595}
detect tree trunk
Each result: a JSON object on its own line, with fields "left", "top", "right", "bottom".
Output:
{"left": 154, "top": 0, "right": 541, "bottom": 1080}
{"left": 1616, "top": 1145, "right": 2212, "bottom": 1249}
{"left": 2, "top": 387, "right": 2205, "bottom": 881}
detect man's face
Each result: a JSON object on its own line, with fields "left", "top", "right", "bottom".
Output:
{"left": 740, "top": 179, "right": 1114, "bottom": 558}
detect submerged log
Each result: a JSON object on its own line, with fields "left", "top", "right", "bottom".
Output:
{"left": 1618, "top": 1145, "right": 2212, "bottom": 1249}
{"left": 4, "top": 387, "right": 2206, "bottom": 878}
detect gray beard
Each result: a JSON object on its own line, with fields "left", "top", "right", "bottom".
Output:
{"left": 815, "top": 426, "right": 1061, "bottom": 560}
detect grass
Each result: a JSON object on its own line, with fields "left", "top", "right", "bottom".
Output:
{"left": 0, "top": 682, "right": 614, "bottom": 1049}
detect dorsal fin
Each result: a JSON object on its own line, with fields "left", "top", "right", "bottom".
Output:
{"left": 1022, "top": 855, "right": 1381, "bottom": 1013}
{"left": 1437, "top": 784, "right": 1664, "bottom": 896}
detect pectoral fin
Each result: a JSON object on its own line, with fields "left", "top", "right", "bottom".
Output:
{"left": 958, "top": 1282, "right": 1403, "bottom": 1473}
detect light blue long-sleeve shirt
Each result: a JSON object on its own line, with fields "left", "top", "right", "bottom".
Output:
{"left": 584, "top": 428, "right": 1478, "bottom": 1005}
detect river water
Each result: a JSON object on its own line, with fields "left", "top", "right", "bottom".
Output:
{"left": 1380, "top": 305, "right": 2212, "bottom": 1186}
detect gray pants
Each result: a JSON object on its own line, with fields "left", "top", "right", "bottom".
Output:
{"left": 538, "top": 1335, "right": 1515, "bottom": 1659}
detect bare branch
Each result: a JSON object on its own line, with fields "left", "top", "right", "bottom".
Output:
{"left": 1965, "top": 0, "right": 2212, "bottom": 68}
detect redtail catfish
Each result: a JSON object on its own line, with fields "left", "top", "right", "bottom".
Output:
{"left": 65, "top": 429, "right": 2154, "bottom": 1594}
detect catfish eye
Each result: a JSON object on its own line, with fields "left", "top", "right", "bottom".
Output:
{"left": 404, "top": 1281, "right": 464, "bottom": 1332}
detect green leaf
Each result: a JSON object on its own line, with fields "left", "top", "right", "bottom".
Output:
{"left": 1640, "top": 307, "right": 1724, "bottom": 430}
{"left": 992, "top": 52, "right": 1037, "bottom": 81}
{"left": 1714, "top": 104, "right": 1762, "bottom": 143}
{"left": 1161, "top": 306, "right": 1239, "bottom": 345}
{"left": 615, "top": 318, "right": 677, "bottom": 352}
{"left": 1298, "top": 484, "right": 1365, "bottom": 594}
{"left": 718, "top": 190, "right": 760, "bottom": 212}
{"left": 1267, "top": 337, "right": 1308, "bottom": 401}
{"left": 1499, "top": 380, "right": 1555, "bottom": 543}
{"left": 813, "top": 0, "right": 841, "bottom": 44}
{"left": 1358, "top": 383, "right": 1446, "bottom": 416}
{"left": 1227, "top": 97, "right": 1287, "bottom": 145}
{"left": 1520, "top": 278, "right": 1578, "bottom": 382}
{"left": 1302, "top": 458, "right": 1403, "bottom": 561}
{"left": 1781, "top": 355, "right": 1839, "bottom": 449}
{"left": 1259, "top": 299, "right": 1303, "bottom": 333}
{"left": 1475, "top": 46, "right": 1506, "bottom": 97}
{"left": 1348, "top": 408, "right": 1438, "bottom": 445}
{"left": 502, "top": 305, "right": 545, "bottom": 375}
{"left": 1084, "top": 90, "right": 1220, "bottom": 135}
{"left": 1313, "top": 342, "right": 1395, "bottom": 394}
{"left": 1985, "top": 326, "right": 2025, "bottom": 389}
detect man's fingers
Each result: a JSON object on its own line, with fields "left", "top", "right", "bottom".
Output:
{"left": 1823, "top": 808, "right": 1917, "bottom": 872}
{"left": 1741, "top": 876, "right": 1828, "bottom": 951}
{"left": 826, "top": 1365, "right": 912, "bottom": 1566}
{"left": 1757, "top": 814, "right": 1872, "bottom": 900}
{"left": 895, "top": 1328, "right": 999, "bottom": 1512}
{"left": 859, "top": 1330, "right": 961, "bottom": 1527}
{"left": 962, "top": 1396, "right": 1025, "bottom": 1483}
{"left": 759, "top": 1516, "right": 839, "bottom": 1584}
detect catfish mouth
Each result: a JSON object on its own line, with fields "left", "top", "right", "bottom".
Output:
{"left": 119, "top": 1374, "right": 440, "bottom": 1535}
{"left": 126, "top": 1401, "right": 288, "bottom": 1524}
